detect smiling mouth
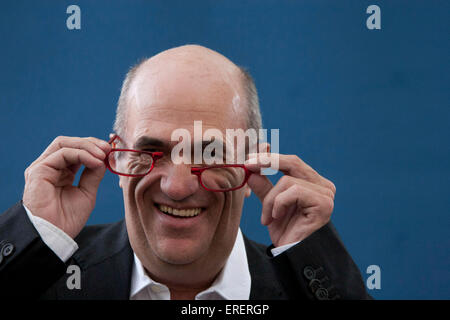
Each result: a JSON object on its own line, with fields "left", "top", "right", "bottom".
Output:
{"left": 156, "top": 203, "right": 202, "bottom": 218}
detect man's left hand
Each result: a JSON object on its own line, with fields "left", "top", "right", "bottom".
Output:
{"left": 245, "top": 153, "right": 336, "bottom": 247}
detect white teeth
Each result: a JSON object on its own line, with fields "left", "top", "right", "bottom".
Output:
{"left": 157, "top": 204, "right": 201, "bottom": 217}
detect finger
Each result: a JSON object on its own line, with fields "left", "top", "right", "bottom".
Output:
{"left": 244, "top": 154, "right": 274, "bottom": 172}
{"left": 42, "top": 148, "right": 104, "bottom": 173}
{"left": 272, "top": 185, "right": 318, "bottom": 221}
{"left": 34, "top": 136, "right": 110, "bottom": 164}
{"left": 246, "top": 173, "right": 273, "bottom": 204}
{"left": 86, "top": 137, "right": 112, "bottom": 154}
{"left": 67, "top": 163, "right": 82, "bottom": 175}
{"left": 277, "top": 175, "right": 335, "bottom": 199}
{"left": 262, "top": 177, "right": 330, "bottom": 225}
{"left": 246, "top": 153, "right": 335, "bottom": 191}
{"left": 247, "top": 173, "right": 333, "bottom": 225}
{"left": 246, "top": 153, "right": 315, "bottom": 178}
{"left": 269, "top": 186, "right": 334, "bottom": 246}
{"left": 258, "top": 179, "right": 290, "bottom": 226}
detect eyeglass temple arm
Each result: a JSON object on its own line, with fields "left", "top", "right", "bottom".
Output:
{"left": 108, "top": 134, "right": 118, "bottom": 144}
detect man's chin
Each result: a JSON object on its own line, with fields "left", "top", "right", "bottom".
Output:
{"left": 154, "top": 237, "right": 209, "bottom": 265}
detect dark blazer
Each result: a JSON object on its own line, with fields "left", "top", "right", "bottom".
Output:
{"left": 0, "top": 201, "right": 371, "bottom": 300}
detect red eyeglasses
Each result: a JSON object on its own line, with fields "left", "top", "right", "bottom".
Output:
{"left": 104, "top": 135, "right": 253, "bottom": 192}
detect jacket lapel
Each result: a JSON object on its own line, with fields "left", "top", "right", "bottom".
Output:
{"left": 243, "top": 236, "right": 289, "bottom": 300}
{"left": 55, "top": 220, "right": 134, "bottom": 300}
{"left": 52, "top": 222, "right": 290, "bottom": 299}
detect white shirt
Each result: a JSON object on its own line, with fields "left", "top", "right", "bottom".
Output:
{"left": 23, "top": 205, "right": 298, "bottom": 300}
{"left": 130, "top": 229, "right": 251, "bottom": 300}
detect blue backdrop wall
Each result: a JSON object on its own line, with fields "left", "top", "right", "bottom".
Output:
{"left": 0, "top": 0, "right": 448, "bottom": 299}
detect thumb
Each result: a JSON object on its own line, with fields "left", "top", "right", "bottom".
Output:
{"left": 78, "top": 164, "right": 106, "bottom": 199}
{"left": 246, "top": 173, "right": 273, "bottom": 202}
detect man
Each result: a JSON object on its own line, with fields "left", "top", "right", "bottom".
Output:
{"left": 0, "top": 45, "right": 370, "bottom": 299}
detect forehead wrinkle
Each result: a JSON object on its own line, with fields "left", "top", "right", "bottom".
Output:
{"left": 129, "top": 79, "right": 243, "bottom": 124}
{"left": 132, "top": 106, "right": 236, "bottom": 128}
{"left": 136, "top": 105, "right": 235, "bottom": 118}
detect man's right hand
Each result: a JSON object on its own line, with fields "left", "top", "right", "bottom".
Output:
{"left": 22, "top": 136, "right": 111, "bottom": 239}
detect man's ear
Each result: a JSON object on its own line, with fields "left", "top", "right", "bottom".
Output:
{"left": 107, "top": 149, "right": 123, "bottom": 189}
{"left": 244, "top": 184, "right": 251, "bottom": 198}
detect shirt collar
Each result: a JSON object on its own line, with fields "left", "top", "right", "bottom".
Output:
{"left": 130, "top": 228, "right": 251, "bottom": 300}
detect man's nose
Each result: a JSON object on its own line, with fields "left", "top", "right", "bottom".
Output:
{"left": 160, "top": 165, "right": 199, "bottom": 201}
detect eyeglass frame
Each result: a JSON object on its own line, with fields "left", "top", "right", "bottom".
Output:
{"left": 104, "top": 134, "right": 253, "bottom": 192}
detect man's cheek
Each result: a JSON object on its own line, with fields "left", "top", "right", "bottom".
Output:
{"left": 123, "top": 176, "right": 145, "bottom": 199}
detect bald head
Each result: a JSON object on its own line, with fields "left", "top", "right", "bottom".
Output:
{"left": 141, "top": 45, "right": 241, "bottom": 80}
{"left": 114, "top": 45, "right": 261, "bottom": 141}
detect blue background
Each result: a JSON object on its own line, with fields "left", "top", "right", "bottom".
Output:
{"left": 0, "top": 0, "right": 448, "bottom": 299}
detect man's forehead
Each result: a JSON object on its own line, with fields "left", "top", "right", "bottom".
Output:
{"left": 130, "top": 104, "right": 236, "bottom": 124}
{"left": 130, "top": 46, "right": 243, "bottom": 108}
{"left": 124, "top": 70, "right": 245, "bottom": 136}
{"left": 131, "top": 63, "right": 242, "bottom": 107}
{"left": 128, "top": 111, "right": 242, "bottom": 142}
